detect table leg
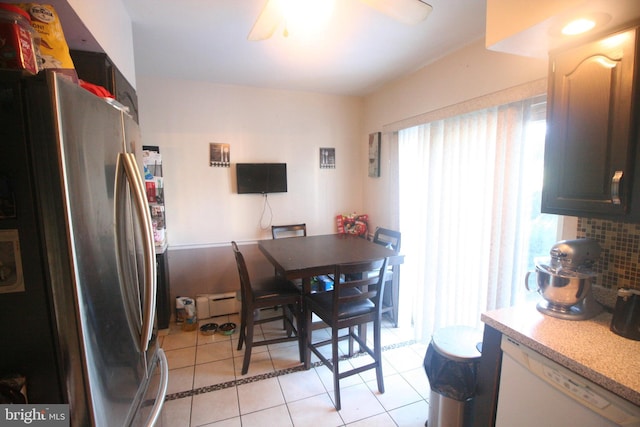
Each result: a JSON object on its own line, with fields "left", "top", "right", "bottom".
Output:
{"left": 356, "top": 285, "right": 368, "bottom": 354}
{"left": 357, "top": 324, "right": 367, "bottom": 354}
{"left": 302, "top": 276, "right": 312, "bottom": 369}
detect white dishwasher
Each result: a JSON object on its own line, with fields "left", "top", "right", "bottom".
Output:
{"left": 495, "top": 336, "right": 640, "bottom": 427}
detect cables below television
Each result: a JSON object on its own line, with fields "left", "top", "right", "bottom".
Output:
{"left": 259, "top": 193, "right": 273, "bottom": 230}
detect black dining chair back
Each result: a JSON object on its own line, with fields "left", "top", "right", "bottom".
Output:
{"left": 271, "top": 223, "right": 307, "bottom": 239}
{"left": 372, "top": 227, "right": 401, "bottom": 326}
{"left": 231, "top": 241, "right": 304, "bottom": 375}
{"left": 305, "top": 257, "right": 388, "bottom": 410}
{"left": 271, "top": 223, "right": 308, "bottom": 286}
{"left": 373, "top": 227, "right": 401, "bottom": 252}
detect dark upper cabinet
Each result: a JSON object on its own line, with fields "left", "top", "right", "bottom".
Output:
{"left": 541, "top": 26, "right": 640, "bottom": 220}
{"left": 70, "top": 50, "right": 139, "bottom": 123}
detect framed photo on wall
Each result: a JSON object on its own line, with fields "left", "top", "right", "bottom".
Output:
{"left": 210, "top": 143, "right": 230, "bottom": 167}
{"left": 368, "top": 132, "right": 381, "bottom": 177}
{"left": 320, "top": 147, "right": 336, "bottom": 169}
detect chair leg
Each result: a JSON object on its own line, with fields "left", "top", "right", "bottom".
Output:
{"left": 284, "top": 304, "right": 294, "bottom": 337}
{"left": 332, "top": 326, "right": 341, "bottom": 411}
{"left": 374, "top": 317, "right": 385, "bottom": 393}
{"left": 237, "top": 306, "right": 247, "bottom": 351}
{"left": 241, "top": 315, "right": 255, "bottom": 375}
{"left": 296, "top": 301, "right": 304, "bottom": 363}
{"left": 389, "top": 281, "right": 396, "bottom": 327}
{"left": 304, "top": 303, "right": 313, "bottom": 370}
{"left": 281, "top": 304, "right": 288, "bottom": 331}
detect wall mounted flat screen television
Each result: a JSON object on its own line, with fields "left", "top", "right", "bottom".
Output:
{"left": 236, "top": 163, "right": 288, "bottom": 194}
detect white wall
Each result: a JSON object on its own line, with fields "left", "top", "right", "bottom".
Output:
{"left": 136, "top": 77, "right": 364, "bottom": 247}
{"left": 361, "top": 39, "right": 549, "bottom": 230}
{"left": 135, "top": 41, "right": 550, "bottom": 248}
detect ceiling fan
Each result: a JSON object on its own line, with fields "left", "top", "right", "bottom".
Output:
{"left": 248, "top": 0, "right": 433, "bottom": 41}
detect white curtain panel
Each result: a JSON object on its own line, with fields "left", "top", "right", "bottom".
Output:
{"left": 398, "top": 98, "right": 540, "bottom": 342}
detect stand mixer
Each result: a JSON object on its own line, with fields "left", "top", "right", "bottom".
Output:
{"left": 526, "top": 238, "right": 603, "bottom": 320}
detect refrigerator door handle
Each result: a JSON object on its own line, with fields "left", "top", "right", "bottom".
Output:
{"left": 115, "top": 153, "right": 142, "bottom": 352}
{"left": 145, "top": 349, "right": 169, "bottom": 427}
{"left": 120, "top": 152, "right": 157, "bottom": 353}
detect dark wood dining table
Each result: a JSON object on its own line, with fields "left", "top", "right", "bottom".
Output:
{"left": 258, "top": 233, "right": 404, "bottom": 368}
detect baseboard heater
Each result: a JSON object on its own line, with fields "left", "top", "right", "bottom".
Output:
{"left": 196, "top": 292, "right": 240, "bottom": 318}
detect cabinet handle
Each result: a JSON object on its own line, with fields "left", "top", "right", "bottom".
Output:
{"left": 611, "top": 170, "right": 624, "bottom": 205}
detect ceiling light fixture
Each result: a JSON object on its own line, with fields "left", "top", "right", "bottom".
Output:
{"left": 248, "top": 0, "right": 433, "bottom": 41}
{"left": 561, "top": 18, "right": 596, "bottom": 35}
{"left": 280, "top": 0, "right": 335, "bottom": 38}
{"left": 247, "top": 0, "right": 335, "bottom": 41}
{"left": 553, "top": 12, "right": 611, "bottom": 38}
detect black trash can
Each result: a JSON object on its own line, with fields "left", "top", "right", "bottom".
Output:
{"left": 423, "top": 326, "right": 483, "bottom": 427}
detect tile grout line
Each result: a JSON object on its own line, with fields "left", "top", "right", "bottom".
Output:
{"left": 164, "top": 339, "right": 417, "bottom": 402}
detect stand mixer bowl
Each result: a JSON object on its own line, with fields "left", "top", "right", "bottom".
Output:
{"left": 526, "top": 261, "right": 596, "bottom": 310}
{"left": 525, "top": 239, "right": 603, "bottom": 320}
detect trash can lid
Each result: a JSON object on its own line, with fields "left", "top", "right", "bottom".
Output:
{"left": 431, "top": 325, "right": 483, "bottom": 362}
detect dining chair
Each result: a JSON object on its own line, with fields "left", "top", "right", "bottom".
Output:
{"left": 271, "top": 223, "right": 307, "bottom": 239}
{"left": 305, "top": 257, "right": 389, "bottom": 410}
{"left": 271, "top": 223, "right": 308, "bottom": 286}
{"left": 231, "top": 241, "right": 304, "bottom": 375}
{"left": 372, "top": 227, "right": 401, "bottom": 327}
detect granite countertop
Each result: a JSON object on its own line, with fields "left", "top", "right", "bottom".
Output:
{"left": 481, "top": 302, "right": 640, "bottom": 407}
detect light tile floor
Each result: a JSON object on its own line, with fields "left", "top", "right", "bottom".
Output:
{"left": 157, "top": 309, "right": 431, "bottom": 427}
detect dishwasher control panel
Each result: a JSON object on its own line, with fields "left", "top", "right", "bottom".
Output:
{"left": 541, "top": 365, "right": 609, "bottom": 409}
{"left": 501, "top": 336, "right": 640, "bottom": 426}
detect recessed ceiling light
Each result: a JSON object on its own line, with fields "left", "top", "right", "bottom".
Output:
{"left": 562, "top": 18, "right": 596, "bottom": 35}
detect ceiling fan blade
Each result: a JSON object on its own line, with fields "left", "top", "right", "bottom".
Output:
{"left": 248, "top": 0, "right": 282, "bottom": 41}
{"left": 360, "top": 0, "right": 432, "bottom": 25}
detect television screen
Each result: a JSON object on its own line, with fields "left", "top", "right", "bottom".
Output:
{"left": 236, "top": 163, "right": 288, "bottom": 194}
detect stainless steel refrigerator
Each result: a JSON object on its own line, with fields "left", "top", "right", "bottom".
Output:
{"left": 0, "top": 70, "right": 168, "bottom": 426}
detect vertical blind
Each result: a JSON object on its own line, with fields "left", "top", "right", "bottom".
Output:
{"left": 397, "top": 95, "right": 548, "bottom": 342}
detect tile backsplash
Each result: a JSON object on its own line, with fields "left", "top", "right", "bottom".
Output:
{"left": 577, "top": 217, "right": 640, "bottom": 291}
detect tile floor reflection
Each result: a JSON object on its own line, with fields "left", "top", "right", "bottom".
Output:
{"left": 157, "top": 309, "right": 431, "bottom": 427}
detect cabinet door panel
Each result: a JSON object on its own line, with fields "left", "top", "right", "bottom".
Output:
{"left": 561, "top": 55, "right": 617, "bottom": 198}
{"left": 70, "top": 50, "right": 139, "bottom": 123}
{"left": 114, "top": 68, "right": 139, "bottom": 124}
{"left": 542, "top": 28, "right": 638, "bottom": 218}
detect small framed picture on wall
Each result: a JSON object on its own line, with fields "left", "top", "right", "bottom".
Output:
{"left": 320, "top": 147, "right": 336, "bottom": 169}
{"left": 210, "top": 143, "right": 230, "bottom": 167}
{"left": 368, "top": 132, "right": 381, "bottom": 177}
